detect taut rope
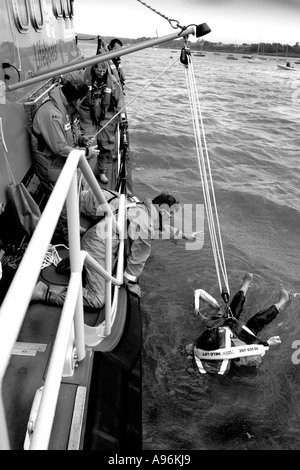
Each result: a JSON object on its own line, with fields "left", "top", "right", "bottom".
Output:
{"left": 182, "top": 45, "right": 230, "bottom": 298}
{"left": 136, "top": 0, "right": 185, "bottom": 33}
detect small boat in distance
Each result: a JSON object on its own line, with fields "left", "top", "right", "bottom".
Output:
{"left": 226, "top": 54, "right": 238, "bottom": 60}
{"left": 277, "top": 63, "right": 297, "bottom": 71}
{"left": 248, "top": 56, "right": 262, "bottom": 63}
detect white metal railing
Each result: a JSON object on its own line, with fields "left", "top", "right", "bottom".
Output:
{"left": 0, "top": 149, "right": 126, "bottom": 450}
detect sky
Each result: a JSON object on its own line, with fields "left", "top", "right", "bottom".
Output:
{"left": 73, "top": 0, "right": 299, "bottom": 46}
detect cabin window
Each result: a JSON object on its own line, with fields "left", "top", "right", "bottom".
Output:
{"left": 52, "top": 0, "right": 63, "bottom": 18}
{"left": 30, "top": 0, "right": 44, "bottom": 31}
{"left": 67, "top": 0, "right": 74, "bottom": 19}
{"left": 12, "top": 0, "right": 30, "bottom": 33}
{"left": 61, "top": 0, "right": 72, "bottom": 19}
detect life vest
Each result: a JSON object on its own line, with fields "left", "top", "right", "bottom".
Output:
{"left": 83, "top": 67, "right": 115, "bottom": 126}
{"left": 194, "top": 326, "right": 232, "bottom": 375}
{"left": 194, "top": 326, "right": 269, "bottom": 375}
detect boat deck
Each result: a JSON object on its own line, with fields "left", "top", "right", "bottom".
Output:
{"left": 1, "top": 150, "right": 141, "bottom": 450}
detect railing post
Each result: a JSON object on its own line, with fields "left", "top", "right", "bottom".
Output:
{"left": 0, "top": 388, "right": 10, "bottom": 450}
{"left": 66, "top": 172, "right": 86, "bottom": 362}
{"left": 105, "top": 213, "right": 112, "bottom": 336}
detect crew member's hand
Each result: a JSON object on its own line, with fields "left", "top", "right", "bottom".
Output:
{"left": 184, "top": 231, "right": 203, "bottom": 240}
{"left": 86, "top": 146, "right": 100, "bottom": 160}
{"left": 82, "top": 135, "right": 95, "bottom": 147}
{"left": 183, "top": 233, "right": 197, "bottom": 241}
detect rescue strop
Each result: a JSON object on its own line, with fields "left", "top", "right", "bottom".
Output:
{"left": 194, "top": 343, "right": 268, "bottom": 361}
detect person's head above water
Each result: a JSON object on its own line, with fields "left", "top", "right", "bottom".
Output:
{"left": 196, "top": 328, "right": 220, "bottom": 351}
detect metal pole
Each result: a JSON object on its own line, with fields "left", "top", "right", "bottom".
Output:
{"left": 7, "top": 27, "right": 196, "bottom": 91}
{"left": 104, "top": 214, "right": 112, "bottom": 336}
{"left": 0, "top": 387, "right": 10, "bottom": 450}
{"left": 66, "top": 173, "right": 86, "bottom": 362}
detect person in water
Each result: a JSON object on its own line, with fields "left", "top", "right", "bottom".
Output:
{"left": 187, "top": 273, "right": 290, "bottom": 375}
{"left": 31, "top": 190, "right": 196, "bottom": 309}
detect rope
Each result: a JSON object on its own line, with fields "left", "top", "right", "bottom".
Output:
{"left": 91, "top": 56, "right": 180, "bottom": 141}
{"left": 183, "top": 49, "right": 230, "bottom": 297}
{"left": 41, "top": 244, "right": 68, "bottom": 270}
{"left": 136, "top": 0, "right": 184, "bottom": 32}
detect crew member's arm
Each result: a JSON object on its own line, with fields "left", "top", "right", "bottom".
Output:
{"left": 37, "top": 110, "right": 74, "bottom": 158}
{"left": 163, "top": 224, "right": 197, "bottom": 241}
{"left": 124, "top": 206, "right": 152, "bottom": 296}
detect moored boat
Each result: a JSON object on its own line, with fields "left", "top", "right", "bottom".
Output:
{"left": 277, "top": 63, "right": 297, "bottom": 71}
{"left": 247, "top": 57, "right": 263, "bottom": 63}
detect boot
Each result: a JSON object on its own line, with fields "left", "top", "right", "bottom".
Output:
{"left": 99, "top": 171, "right": 108, "bottom": 184}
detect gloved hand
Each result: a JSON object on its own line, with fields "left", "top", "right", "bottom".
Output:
{"left": 183, "top": 233, "right": 196, "bottom": 241}
{"left": 184, "top": 231, "right": 204, "bottom": 240}
{"left": 82, "top": 135, "right": 96, "bottom": 147}
{"left": 124, "top": 278, "right": 141, "bottom": 297}
{"left": 85, "top": 145, "right": 99, "bottom": 160}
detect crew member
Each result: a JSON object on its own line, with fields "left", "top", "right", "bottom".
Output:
{"left": 31, "top": 191, "right": 196, "bottom": 309}
{"left": 79, "top": 60, "right": 125, "bottom": 184}
{"left": 31, "top": 76, "right": 99, "bottom": 241}
{"left": 31, "top": 77, "right": 97, "bottom": 191}
{"left": 108, "top": 38, "right": 126, "bottom": 92}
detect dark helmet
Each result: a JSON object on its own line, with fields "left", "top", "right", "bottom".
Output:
{"left": 108, "top": 38, "right": 123, "bottom": 50}
{"left": 196, "top": 328, "right": 220, "bottom": 351}
{"left": 61, "top": 78, "right": 89, "bottom": 102}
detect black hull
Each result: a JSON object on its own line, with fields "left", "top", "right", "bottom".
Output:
{"left": 84, "top": 295, "right": 142, "bottom": 451}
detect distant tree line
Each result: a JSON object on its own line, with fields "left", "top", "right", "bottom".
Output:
{"left": 131, "top": 37, "right": 300, "bottom": 56}
{"left": 77, "top": 34, "right": 300, "bottom": 57}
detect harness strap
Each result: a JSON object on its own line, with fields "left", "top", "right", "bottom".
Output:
{"left": 194, "top": 343, "right": 268, "bottom": 361}
{"left": 194, "top": 326, "right": 232, "bottom": 375}
{"left": 218, "top": 326, "right": 231, "bottom": 374}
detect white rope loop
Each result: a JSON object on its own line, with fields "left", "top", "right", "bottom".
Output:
{"left": 183, "top": 50, "right": 230, "bottom": 296}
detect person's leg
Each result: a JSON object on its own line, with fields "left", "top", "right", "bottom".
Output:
{"left": 97, "top": 114, "right": 117, "bottom": 183}
{"left": 246, "top": 288, "right": 289, "bottom": 336}
{"left": 31, "top": 281, "right": 67, "bottom": 306}
{"left": 229, "top": 273, "right": 253, "bottom": 319}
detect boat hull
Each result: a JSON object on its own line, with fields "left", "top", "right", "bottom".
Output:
{"left": 277, "top": 64, "right": 297, "bottom": 71}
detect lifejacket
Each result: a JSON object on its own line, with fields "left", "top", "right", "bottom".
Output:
{"left": 194, "top": 326, "right": 269, "bottom": 375}
{"left": 194, "top": 326, "right": 233, "bottom": 375}
{"left": 83, "top": 67, "right": 116, "bottom": 126}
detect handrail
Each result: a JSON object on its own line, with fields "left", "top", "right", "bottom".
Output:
{"left": 7, "top": 26, "right": 197, "bottom": 91}
{"left": 0, "top": 149, "right": 126, "bottom": 450}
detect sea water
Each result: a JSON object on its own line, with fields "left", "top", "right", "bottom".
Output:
{"left": 80, "top": 44, "right": 300, "bottom": 450}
